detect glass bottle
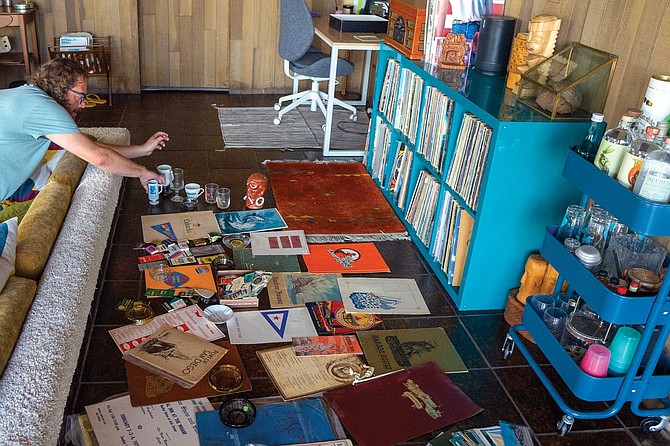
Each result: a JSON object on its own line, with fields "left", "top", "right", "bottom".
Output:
{"left": 625, "top": 107, "right": 644, "bottom": 140}
{"left": 655, "top": 121, "right": 669, "bottom": 144}
{"left": 633, "top": 136, "right": 670, "bottom": 203}
{"left": 594, "top": 115, "right": 634, "bottom": 177}
{"left": 574, "top": 113, "right": 606, "bottom": 163}
{"left": 615, "top": 126, "right": 661, "bottom": 189}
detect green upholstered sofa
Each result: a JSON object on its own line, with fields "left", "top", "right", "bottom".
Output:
{"left": 0, "top": 128, "right": 127, "bottom": 445}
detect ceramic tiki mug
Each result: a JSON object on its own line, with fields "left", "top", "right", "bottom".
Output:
{"left": 245, "top": 173, "right": 268, "bottom": 209}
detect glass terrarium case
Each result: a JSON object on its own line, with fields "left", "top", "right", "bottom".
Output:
{"left": 517, "top": 42, "right": 618, "bottom": 120}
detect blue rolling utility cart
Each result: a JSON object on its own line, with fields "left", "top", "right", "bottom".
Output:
{"left": 505, "top": 150, "right": 670, "bottom": 435}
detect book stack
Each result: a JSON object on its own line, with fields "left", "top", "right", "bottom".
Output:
{"left": 378, "top": 58, "right": 400, "bottom": 123}
{"left": 446, "top": 113, "right": 493, "bottom": 211}
{"left": 405, "top": 170, "right": 440, "bottom": 246}
{"left": 416, "top": 86, "right": 455, "bottom": 173}
{"left": 393, "top": 67, "right": 424, "bottom": 144}
{"left": 123, "top": 325, "right": 227, "bottom": 389}
{"left": 371, "top": 116, "right": 392, "bottom": 183}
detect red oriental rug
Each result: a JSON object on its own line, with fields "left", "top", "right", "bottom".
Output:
{"left": 265, "top": 161, "right": 408, "bottom": 242}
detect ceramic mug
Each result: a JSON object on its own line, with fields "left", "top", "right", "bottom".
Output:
{"left": 147, "top": 179, "right": 163, "bottom": 205}
{"left": 185, "top": 183, "right": 205, "bottom": 200}
{"left": 157, "top": 164, "right": 173, "bottom": 193}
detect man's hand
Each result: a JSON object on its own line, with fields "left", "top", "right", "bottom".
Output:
{"left": 141, "top": 131, "right": 170, "bottom": 156}
{"left": 139, "top": 170, "right": 165, "bottom": 192}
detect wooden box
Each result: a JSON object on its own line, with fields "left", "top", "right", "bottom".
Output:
{"left": 384, "top": 0, "right": 426, "bottom": 60}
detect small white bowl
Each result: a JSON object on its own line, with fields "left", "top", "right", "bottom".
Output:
{"left": 203, "top": 305, "right": 234, "bottom": 324}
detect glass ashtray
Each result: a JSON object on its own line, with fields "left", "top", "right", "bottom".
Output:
{"left": 219, "top": 397, "right": 256, "bottom": 428}
{"left": 222, "top": 234, "right": 250, "bottom": 249}
{"left": 209, "top": 364, "right": 243, "bottom": 393}
{"left": 124, "top": 302, "right": 154, "bottom": 325}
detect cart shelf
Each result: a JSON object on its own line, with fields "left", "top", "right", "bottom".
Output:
{"left": 562, "top": 151, "right": 670, "bottom": 236}
{"left": 521, "top": 305, "right": 670, "bottom": 401}
{"left": 542, "top": 226, "right": 668, "bottom": 325}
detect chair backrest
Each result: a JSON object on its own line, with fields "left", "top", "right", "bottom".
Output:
{"left": 278, "top": 0, "right": 314, "bottom": 62}
{"left": 48, "top": 35, "right": 111, "bottom": 76}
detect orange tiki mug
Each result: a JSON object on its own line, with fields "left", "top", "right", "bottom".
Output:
{"left": 245, "top": 173, "right": 268, "bottom": 209}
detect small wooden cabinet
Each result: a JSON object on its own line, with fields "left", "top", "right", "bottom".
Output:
{"left": 384, "top": 0, "right": 426, "bottom": 60}
{"left": 0, "top": 6, "right": 39, "bottom": 76}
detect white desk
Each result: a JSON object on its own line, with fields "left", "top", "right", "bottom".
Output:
{"left": 313, "top": 16, "right": 382, "bottom": 157}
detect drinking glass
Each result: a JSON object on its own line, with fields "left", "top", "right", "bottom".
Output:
{"left": 216, "top": 187, "right": 230, "bottom": 210}
{"left": 171, "top": 168, "right": 184, "bottom": 203}
{"left": 528, "top": 294, "right": 554, "bottom": 316}
{"left": 205, "top": 183, "right": 219, "bottom": 204}
{"left": 580, "top": 343, "right": 611, "bottom": 377}
{"left": 556, "top": 293, "right": 578, "bottom": 315}
{"left": 580, "top": 213, "right": 610, "bottom": 256}
{"left": 556, "top": 205, "right": 586, "bottom": 243}
{"left": 543, "top": 307, "right": 568, "bottom": 340}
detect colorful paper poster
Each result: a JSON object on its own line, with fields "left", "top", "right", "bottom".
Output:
{"left": 85, "top": 395, "right": 213, "bottom": 446}
{"left": 141, "top": 210, "right": 220, "bottom": 243}
{"left": 268, "top": 273, "right": 342, "bottom": 308}
{"left": 226, "top": 308, "right": 318, "bottom": 344}
{"left": 251, "top": 229, "right": 310, "bottom": 255}
{"left": 303, "top": 243, "right": 390, "bottom": 274}
{"left": 306, "top": 301, "right": 382, "bottom": 335}
{"left": 144, "top": 264, "right": 216, "bottom": 295}
{"left": 215, "top": 208, "right": 288, "bottom": 234}
{"left": 196, "top": 399, "right": 335, "bottom": 446}
{"left": 108, "top": 305, "right": 224, "bottom": 354}
{"left": 337, "top": 277, "right": 430, "bottom": 315}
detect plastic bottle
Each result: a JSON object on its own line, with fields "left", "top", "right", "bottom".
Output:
{"left": 633, "top": 136, "right": 670, "bottom": 203}
{"left": 574, "top": 113, "right": 606, "bottom": 163}
{"left": 594, "top": 115, "right": 634, "bottom": 177}
{"left": 615, "top": 126, "right": 661, "bottom": 189}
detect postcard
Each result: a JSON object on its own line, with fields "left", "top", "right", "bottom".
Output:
{"left": 257, "top": 346, "right": 366, "bottom": 400}
{"left": 215, "top": 208, "right": 287, "bottom": 234}
{"left": 85, "top": 394, "right": 213, "bottom": 446}
{"left": 292, "top": 335, "right": 363, "bottom": 356}
{"left": 337, "top": 277, "right": 430, "bottom": 315}
{"left": 303, "top": 243, "right": 390, "bottom": 274}
{"left": 226, "top": 308, "right": 318, "bottom": 344}
{"left": 268, "top": 273, "right": 342, "bottom": 308}
{"left": 250, "top": 229, "right": 309, "bottom": 255}
{"left": 141, "top": 210, "right": 220, "bottom": 243}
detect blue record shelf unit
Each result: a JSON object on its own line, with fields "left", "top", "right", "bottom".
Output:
{"left": 366, "top": 42, "right": 590, "bottom": 310}
{"left": 506, "top": 150, "right": 670, "bottom": 434}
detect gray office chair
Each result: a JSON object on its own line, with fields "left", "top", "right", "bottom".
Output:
{"left": 273, "top": 0, "right": 357, "bottom": 126}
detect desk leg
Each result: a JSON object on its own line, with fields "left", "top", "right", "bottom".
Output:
{"left": 18, "top": 17, "right": 30, "bottom": 77}
{"left": 29, "top": 14, "right": 39, "bottom": 67}
{"left": 322, "top": 45, "right": 338, "bottom": 157}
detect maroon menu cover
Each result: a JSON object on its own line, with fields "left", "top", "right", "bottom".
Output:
{"left": 324, "top": 362, "right": 482, "bottom": 446}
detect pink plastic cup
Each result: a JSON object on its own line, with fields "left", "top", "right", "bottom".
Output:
{"left": 580, "top": 343, "right": 611, "bottom": 377}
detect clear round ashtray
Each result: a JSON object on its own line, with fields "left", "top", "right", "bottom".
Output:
{"left": 203, "top": 304, "right": 234, "bottom": 324}
{"left": 222, "top": 234, "right": 250, "bottom": 249}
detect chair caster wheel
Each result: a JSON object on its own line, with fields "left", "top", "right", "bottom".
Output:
{"left": 274, "top": 103, "right": 281, "bottom": 111}
{"left": 350, "top": 114, "right": 358, "bottom": 122}
{"left": 274, "top": 118, "right": 281, "bottom": 125}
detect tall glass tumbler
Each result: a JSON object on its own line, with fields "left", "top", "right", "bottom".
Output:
{"left": 581, "top": 213, "right": 611, "bottom": 256}
{"left": 556, "top": 205, "right": 586, "bottom": 243}
{"left": 171, "top": 168, "right": 184, "bottom": 203}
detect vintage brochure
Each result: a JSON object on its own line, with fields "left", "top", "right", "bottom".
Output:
{"left": 125, "top": 341, "right": 251, "bottom": 406}
{"left": 292, "top": 335, "right": 363, "bottom": 356}
{"left": 356, "top": 328, "right": 467, "bottom": 374}
{"left": 324, "top": 362, "right": 482, "bottom": 446}
{"left": 250, "top": 229, "right": 310, "bottom": 255}
{"left": 337, "top": 277, "right": 430, "bottom": 315}
{"left": 268, "top": 273, "right": 342, "bottom": 308}
{"left": 256, "top": 345, "right": 366, "bottom": 400}
{"left": 141, "top": 210, "right": 220, "bottom": 243}
{"left": 303, "top": 243, "right": 390, "bottom": 274}
{"left": 215, "top": 208, "right": 288, "bottom": 234}
{"left": 196, "top": 399, "right": 336, "bottom": 445}
{"left": 123, "top": 325, "right": 227, "bottom": 389}
{"left": 306, "top": 300, "right": 382, "bottom": 335}
{"left": 85, "top": 394, "right": 213, "bottom": 446}
{"left": 232, "top": 247, "right": 301, "bottom": 272}
{"left": 144, "top": 264, "right": 217, "bottom": 295}
{"left": 108, "top": 304, "right": 224, "bottom": 354}
{"left": 226, "top": 308, "right": 318, "bottom": 344}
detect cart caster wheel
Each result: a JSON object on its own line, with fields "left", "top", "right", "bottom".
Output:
{"left": 350, "top": 113, "right": 358, "bottom": 122}
{"left": 273, "top": 118, "right": 281, "bottom": 126}
{"left": 273, "top": 103, "right": 281, "bottom": 111}
{"left": 557, "top": 415, "right": 574, "bottom": 436}
{"left": 322, "top": 124, "right": 326, "bottom": 132}
{"left": 502, "top": 334, "right": 515, "bottom": 360}
{"left": 640, "top": 417, "right": 665, "bottom": 434}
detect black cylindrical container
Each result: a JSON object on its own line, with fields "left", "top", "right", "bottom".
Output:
{"left": 474, "top": 15, "right": 517, "bottom": 75}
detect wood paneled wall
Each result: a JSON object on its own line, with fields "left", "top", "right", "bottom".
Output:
{"left": 504, "top": 0, "right": 670, "bottom": 126}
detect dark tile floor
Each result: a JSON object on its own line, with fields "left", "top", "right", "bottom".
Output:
{"left": 59, "top": 92, "right": 670, "bottom": 445}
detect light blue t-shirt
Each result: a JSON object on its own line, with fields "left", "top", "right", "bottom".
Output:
{"left": 0, "top": 85, "right": 80, "bottom": 201}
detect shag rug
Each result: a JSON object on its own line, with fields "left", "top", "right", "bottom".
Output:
{"left": 217, "top": 106, "right": 369, "bottom": 150}
{"left": 266, "top": 161, "right": 408, "bottom": 242}
{"left": 0, "top": 128, "right": 125, "bottom": 445}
